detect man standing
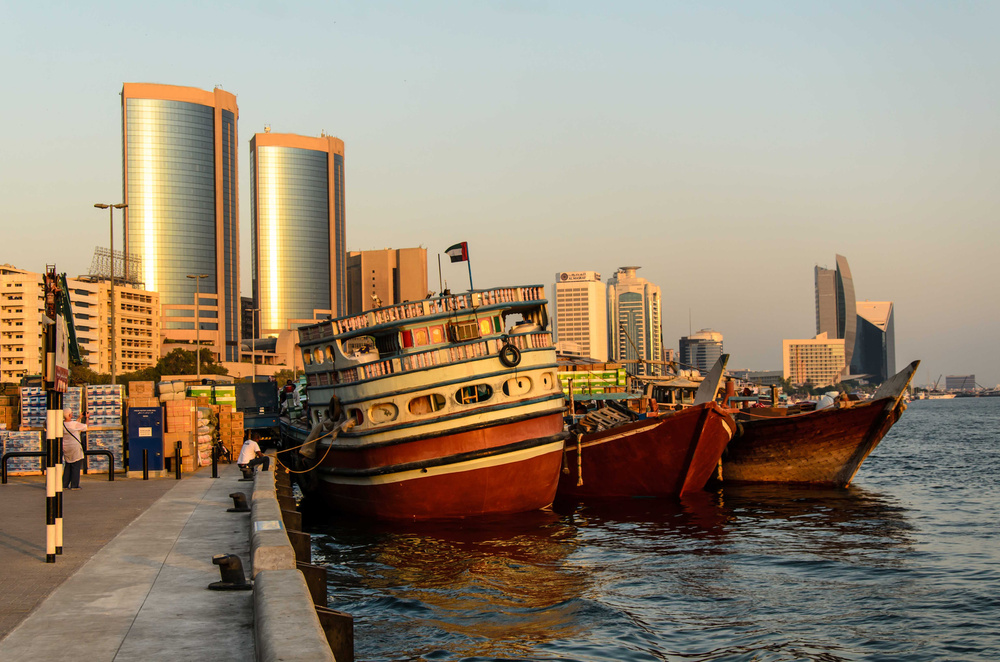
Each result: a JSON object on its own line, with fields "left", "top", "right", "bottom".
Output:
{"left": 237, "top": 433, "right": 270, "bottom": 473}
{"left": 62, "top": 408, "right": 89, "bottom": 490}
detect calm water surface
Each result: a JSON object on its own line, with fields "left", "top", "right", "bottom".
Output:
{"left": 309, "top": 398, "right": 1000, "bottom": 661}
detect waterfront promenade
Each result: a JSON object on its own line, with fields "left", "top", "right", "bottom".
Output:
{"left": 0, "top": 465, "right": 254, "bottom": 661}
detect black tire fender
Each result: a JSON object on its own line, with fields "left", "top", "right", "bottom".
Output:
{"left": 499, "top": 343, "right": 521, "bottom": 368}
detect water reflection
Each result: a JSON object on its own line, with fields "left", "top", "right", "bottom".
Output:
{"left": 311, "top": 510, "right": 588, "bottom": 659}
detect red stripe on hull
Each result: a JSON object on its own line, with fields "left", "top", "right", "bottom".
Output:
{"left": 320, "top": 411, "right": 565, "bottom": 469}
{"left": 557, "top": 403, "right": 735, "bottom": 498}
{"left": 314, "top": 412, "right": 566, "bottom": 520}
{"left": 721, "top": 398, "right": 902, "bottom": 487}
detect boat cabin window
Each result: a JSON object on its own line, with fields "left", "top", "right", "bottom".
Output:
{"left": 502, "top": 377, "right": 532, "bottom": 397}
{"left": 408, "top": 393, "right": 447, "bottom": 415}
{"left": 448, "top": 320, "right": 481, "bottom": 343}
{"left": 325, "top": 345, "right": 336, "bottom": 363}
{"left": 368, "top": 402, "right": 399, "bottom": 424}
{"left": 303, "top": 350, "right": 313, "bottom": 365}
{"left": 344, "top": 336, "right": 375, "bottom": 356}
{"left": 456, "top": 383, "right": 493, "bottom": 405}
{"left": 313, "top": 347, "right": 326, "bottom": 363}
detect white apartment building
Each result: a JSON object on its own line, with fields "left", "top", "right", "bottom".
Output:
{"left": 0, "top": 265, "right": 46, "bottom": 382}
{"left": 554, "top": 271, "right": 608, "bottom": 362}
{"left": 782, "top": 332, "right": 846, "bottom": 387}
{"left": 607, "top": 266, "right": 663, "bottom": 376}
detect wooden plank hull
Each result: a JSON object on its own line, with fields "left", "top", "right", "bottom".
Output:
{"left": 313, "top": 411, "right": 567, "bottom": 520}
{"left": 721, "top": 398, "right": 904, "bottom": 487}
{"left": 721, "top": 360, "right": 919, "bottom": 488}
{"left": 556, "top": 402, "right": 736, "bottom": 498}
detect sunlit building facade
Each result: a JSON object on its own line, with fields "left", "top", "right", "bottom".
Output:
{"left": 0, "top": 265, "right": 45, "bottom": 382}
{"left": 346, "top": 248, "right": 427, "bottom": 315}
{"left": 122, "top": 83, "right": 240, "bottom": 361}
{"left": 607, "top": 267, "right": 662, "bottom": 376}
{"left": 251, "top": 132, "right": 346, "bottom": 335}
{"left": 783, "top": 333, "right": 846, "bottom": 387}
{"left": 554, "top": 271, "right": 608, "bottom": 362}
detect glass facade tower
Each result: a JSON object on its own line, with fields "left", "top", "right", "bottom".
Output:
{"left": 250, "top": 132, "right": 346, "bottom": 336}
{"left": 122, "top": 83, "right": 240, "bottom": 361}
{"left": 607, "top": 266, "right": 662, "bottom": 377}
{"left": 814, "top": 254, "right": 857, "bottom": 369}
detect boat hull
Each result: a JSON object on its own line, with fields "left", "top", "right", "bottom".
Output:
{"left": 312, "top": 411, "right": 567, "bottom": 520}
{"left": 721, "top": 398, "right": 904, "bottom": 487}
{"left": 557, "top": 402, "right": 736, "bottom": 498}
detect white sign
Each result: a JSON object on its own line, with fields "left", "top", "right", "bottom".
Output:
{"left": 139, "top": 427, "right": 152, "bottom": 437}
{"left": 54, "top": 317, "right": 70, "bottom": 392}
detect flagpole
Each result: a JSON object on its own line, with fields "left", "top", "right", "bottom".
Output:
{"left": 437, "top": 254, "right": 443, "bottom": 294}
{"left": 466, "top": 249, "right": 474, "bottom": 291}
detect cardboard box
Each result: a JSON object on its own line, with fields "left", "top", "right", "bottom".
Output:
{"left": 163, "top": 431, "right": 195, "bottom": 456}
{"left": 129, "top": 381, "right": 155, "bottom": 398}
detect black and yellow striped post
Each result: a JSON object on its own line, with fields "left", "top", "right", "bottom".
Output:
{"left": 45, "top": 391, "right": 64, "bottom": 562}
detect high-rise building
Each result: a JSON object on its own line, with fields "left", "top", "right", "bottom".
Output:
{"left": 679, "top": 328, "right": 724, "bottom": 374}
{"left": 554, "top": 271, "right": 608, "bottom": 362}
{"left": 850, "top": 301, "right": 895, "bottom": 384}
{"left": 815, "top": 254, "right": 857, "bottom": 368}
{"left": 783, "top": 333, "right": 846, "bottom": 387}
{"left": 346, "top": 248, "right": 428, "bottom": 315}
{"left": 0, "top": 265, "right": 45, "bottom": 382}
{"left": 122, "top": 83, "right": 240, "bottom": 361}
{"left": 66, "top": 278, "right": 161, "bottom": 375}
{"left": 251, "top": 132, "right": 347, "bottom": 334}
{"left": 607, "top": 267, "right": 662, "bottom": 376}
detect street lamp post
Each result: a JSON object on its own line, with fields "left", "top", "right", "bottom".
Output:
{"left": 94, "top": 203, "right": 127, "bottom": 384}
{"left": 252, "top": 308, "right": 260, "bottom": 381}
{"left": 187, "top": 274, "right": 208, "bottom": 382}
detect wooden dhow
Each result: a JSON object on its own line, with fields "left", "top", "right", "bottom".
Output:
{"left": 294, "top": 286, "right": 568, "bottom": 520}
{"left": 557, "top": 355, "right": 738, "bottom": 499}
{"left": 720, "top": 360, "right": 920, "bottom": 487}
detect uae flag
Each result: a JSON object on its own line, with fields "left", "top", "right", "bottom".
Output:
{"left": 446, "top": 242, "right": 469, "bottom": 263}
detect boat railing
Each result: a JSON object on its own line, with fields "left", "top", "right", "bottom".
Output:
{"left": 298, "top": 286, "right": 546, "bottom": 342}
{"left": 306, "top": 331, "right": 553, "bottom": 388}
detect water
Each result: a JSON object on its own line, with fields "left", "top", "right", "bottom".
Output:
{"left": 309, "top": 398, "right": 1000, "bottom": 661}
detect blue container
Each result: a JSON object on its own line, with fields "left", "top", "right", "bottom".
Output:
{"left": 127, "top": 407, "right": 164, "bottom": 471}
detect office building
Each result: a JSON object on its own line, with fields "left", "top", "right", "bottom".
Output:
{"left": 850, "top": 301, "right": 896, "bottom": 384}
{"left": 679, "top": 328, "right": 724, "bottom": 374}
{"left": 0, "top": 265, "right": 45, "bottom": 382}
{"left": 815, "top": 254, "right": 857, "bottom": 368}
{"left": 782, "top": 333, "right": 846, "bottom": 387}
{"left": 607, "top": 266, "right": 662, "bottom": 376}
{"left": 730, "top": 369, "right": 784, "bottom": 387}
{"left": 554, "top": 271, "right": 608, "bottom": 362}
{"left": 346, "top": 248, "right": 428, "bottom": 315}
{"left": 946, "top": 375, "right": 976, "bottom": 391}
{"left": 251, "top": 132, "right": 347, "bottom": 334}
{"left": 122, "top": 83, "right": 240, "bottom": 361}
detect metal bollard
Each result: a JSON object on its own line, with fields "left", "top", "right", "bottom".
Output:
{"left": 142, "top": 449, "right": 149, "bottom": 480}
{"left": 208, "top": 553, "right": 252, "bottom": 591}
{"left": 227, "top": 492, "right": 250, "bottom": 512}
{"left": 175, "top": 441, "right": 182, "bottom": 480}
{"left": 211, "top": 443, "right": 219, "bottom": 478}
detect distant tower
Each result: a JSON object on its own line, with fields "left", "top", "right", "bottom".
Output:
{"left": 607, "top": 267, "right": 662, "bottom": 376}
{"left": 122, "top": 83, "right": 240, "bottom": 361}
{"left": 554, "top": 271, "right": 608, "bottom": 362}
{"left": 679, "top": 329, "right": 723, "bottom": 374}
{"left": 851, "top": 301, "right": 895, "bottom": 383}
{"left": 250, "top": 132, "right": 346, "bottom": 335}
{"left": 814, "top": 254, "right": 857, "bottom": 368}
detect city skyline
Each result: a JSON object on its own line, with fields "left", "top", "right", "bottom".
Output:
{"left": 2, "top": 2, "right": 997, "bottom": 386}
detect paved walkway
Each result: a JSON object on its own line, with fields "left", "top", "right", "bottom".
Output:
{"left": 0, "top": 464, "right": 255, "bottom": 661}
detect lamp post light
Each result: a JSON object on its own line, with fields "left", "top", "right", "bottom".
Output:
{"left": 94, "top": 203, "right": 127, "bottom": 384}
{"left": 186, "top": 274, "right": 209, "bottom": 382}
{"left": 252, "top": 308, "right": 260, "bottom": 381}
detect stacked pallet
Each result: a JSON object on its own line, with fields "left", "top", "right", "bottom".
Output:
{"left": 195, "top": 407, "right": 217, "bottom": 467}
{"left": 127, "top": 381, "right": 159, "bottom": 409}
{"left": 217, "top": 406, "right": 245, "bottom": 458}
{"left": 157, "top": 380, "right": 187, "bottom": 402}
{"left": 0, "top": 385, "right": 19, "bottom": 430}
{"left": 5, "top": 430, "right": 43, "bottom": 473}
{"left": 19, "top": 387, "right": 45, "bottom": 429}
{"left": 558, "top": 364, "right": 628, "bottom": 395}
{"left": 163, "top": 398, "right": 198, "bottom": 472}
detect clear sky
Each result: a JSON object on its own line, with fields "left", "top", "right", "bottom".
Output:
{"left": 2, "top": 1, "right": 997, "bottom": 387}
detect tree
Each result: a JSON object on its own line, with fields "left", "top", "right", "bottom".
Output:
{"left": 156, "top": 348, "right": 228, "bottom": 377}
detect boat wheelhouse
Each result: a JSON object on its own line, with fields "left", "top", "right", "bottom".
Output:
{"left": 296, "top": 285, "right": 568, "bottom": 520}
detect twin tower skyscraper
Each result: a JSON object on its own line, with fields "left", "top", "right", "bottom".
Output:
{"left": 121, "top": 82, "right": 346, "bottom": 361}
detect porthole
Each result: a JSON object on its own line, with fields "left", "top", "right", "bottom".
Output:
{"left": 502, "top": 376, "right": 532, "bottom": 397}
{"left": 303, "top": 350, "right": 313, "bottom": 365}
{"left": 455, "top": 383, "right": 494, "bottom": 405}
{"left": 348, "top": 408, "right": 364, "bottom": 426}
{"left": 368, "top": 402, "right": 399, "bottom": 424}
{"left": 541, "top": 372, "right": 555, "bottom": 390}
{"left": 408, "top": 393, "right": 447, "bottom": 415}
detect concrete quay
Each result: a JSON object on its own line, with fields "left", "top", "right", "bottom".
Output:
{"left": 0, "top": 462, "right": 336, "bottom": 661}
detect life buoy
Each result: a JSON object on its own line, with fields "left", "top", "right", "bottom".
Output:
{"left": 499, "top": 343, "right": 521, "bottom": 368}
